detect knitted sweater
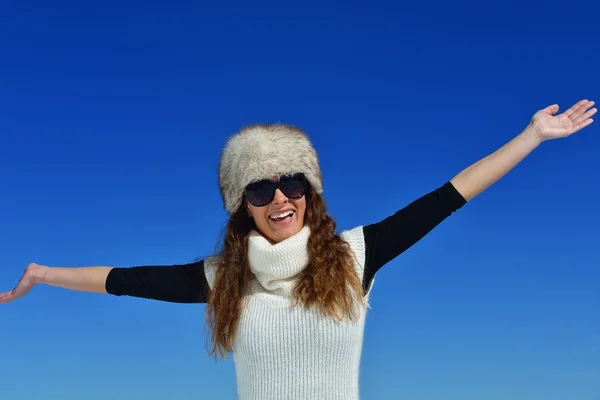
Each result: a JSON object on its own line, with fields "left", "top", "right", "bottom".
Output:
{"left": 201, "top": 225, "right": 369, "bottom": 399}
{"left": 106, "top": 181, "right": 466, "bottom": 399}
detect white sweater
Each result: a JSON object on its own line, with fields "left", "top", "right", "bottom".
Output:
{"left": 204, "top": 225, "right": 373, "bottom": 400}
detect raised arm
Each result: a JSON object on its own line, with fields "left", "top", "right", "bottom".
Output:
{"left": 361, "top": 99, "right": 595, "bottom": 292}
{"left": 0, "top": 260, "right": 210, "bottom": 304}
{"left": 451, "top": 99, "right": 595, "bottom": 201}
{"left": 362, "top": 181, "right": 466, "bottom": 291}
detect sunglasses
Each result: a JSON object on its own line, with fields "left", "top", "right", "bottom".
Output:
{"left": 244, "top": 173, "right": 307, "bottom": 207}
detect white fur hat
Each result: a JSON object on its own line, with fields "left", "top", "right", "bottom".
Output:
{"left": 218, "top": 123, "right": 323, "bottom": 214}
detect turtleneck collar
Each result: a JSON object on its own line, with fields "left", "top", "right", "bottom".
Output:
{"left": 247, "top": 225, "right": 311, "bottom": 293}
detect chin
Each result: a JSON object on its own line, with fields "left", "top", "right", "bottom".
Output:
{"left": 267, "top": 220, "right": 303, "bottom": 242}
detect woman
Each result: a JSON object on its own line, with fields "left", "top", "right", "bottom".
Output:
{"left": 1, "top": 99, "right": 595, "bottom": 399}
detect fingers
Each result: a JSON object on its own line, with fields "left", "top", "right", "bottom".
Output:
{"left": 564, "top": 99, "right": 593, "bottom": 118}
{"left": 573, "top": 106, "right": 597, "bottom": 125}
{"left": 569, "top": 100, "right": 596, "bottom": 132}
{"left": 0, "top": 290, "right": 16, "bottom": 304}
{"left": 572, "top": 117, "right": 594, "bottom": 132}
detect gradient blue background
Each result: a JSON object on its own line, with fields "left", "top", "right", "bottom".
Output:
{"left": 1, "top": 1, "right": 599, "bottom": 399}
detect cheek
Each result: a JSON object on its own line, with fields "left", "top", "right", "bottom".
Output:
{"left": 292, "top": 199, "right": 307, "bottom": 219}
{"left": 247, "top": 206, "right": 265, "bottom": 222}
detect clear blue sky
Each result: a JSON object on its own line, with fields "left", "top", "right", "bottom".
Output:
{"left": 1, "top": 0, "right": 599, "bottom": 399}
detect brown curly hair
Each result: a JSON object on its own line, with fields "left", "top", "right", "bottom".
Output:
{"left": 205, "top": 183, "right": 366, "bottom": 360}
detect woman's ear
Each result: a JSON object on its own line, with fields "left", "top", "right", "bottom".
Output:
{"left": 245, "top": 201, "right": 253, "bottom": 217}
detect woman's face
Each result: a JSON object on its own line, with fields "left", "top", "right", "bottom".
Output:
{"left": 245, "top": 175, "right": 307, "bottom": 243}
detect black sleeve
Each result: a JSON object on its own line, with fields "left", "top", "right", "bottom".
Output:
{"left": 362, "top": 181, "right": 466, "bottom": 292}
{"left": 105, "top": 260, "right": 210, "bottom": 304}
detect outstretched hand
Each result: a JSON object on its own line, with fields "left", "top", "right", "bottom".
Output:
{"left": 530, "top": 99, "right": 596, "bottom": 141}
{"left": 0, "top": 263, "right": 44, "bottom": 304}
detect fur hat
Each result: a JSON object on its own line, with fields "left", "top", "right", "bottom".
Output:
{"left": 218, "top": 123, "right": 323, "bottom": 214}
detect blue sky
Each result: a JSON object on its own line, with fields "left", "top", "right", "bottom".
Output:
{"left": 1, "top": 0, "right": 599, "bottom": 399}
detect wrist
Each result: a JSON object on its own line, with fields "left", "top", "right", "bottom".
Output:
{"left": 29, "top": 263, "right": 49, "bottom": 284}
{"left": 520, "top": 124, "right": 545, "bottom": 147}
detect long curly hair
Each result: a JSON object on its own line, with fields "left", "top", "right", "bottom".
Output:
{"left": 205, "top": 183, "right": 366, "bottom": 360}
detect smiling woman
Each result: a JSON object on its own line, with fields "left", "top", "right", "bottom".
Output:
{"left": 245, "top": 173, "right": 308, "bottom": 243}
{"left": 0, "top": 100, "right": 596, "bottom": 400}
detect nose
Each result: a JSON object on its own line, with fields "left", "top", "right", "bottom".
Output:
{"left": 271, "top": 188, "right": 288, "bottom": 204}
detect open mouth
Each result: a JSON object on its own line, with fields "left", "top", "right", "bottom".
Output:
{"left": 269, "top": 210, "right": 295, "bottom": 222}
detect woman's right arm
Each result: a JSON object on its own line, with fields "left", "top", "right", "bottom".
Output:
{"left": 0, "top": 260, "right": 209, "bottom": 304}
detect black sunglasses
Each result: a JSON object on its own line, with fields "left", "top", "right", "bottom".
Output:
{"left": 244, "top": 173, "right": 307, "bottom": 207}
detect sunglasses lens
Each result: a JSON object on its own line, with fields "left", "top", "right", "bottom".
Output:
{"left": 245, "top": 181, "right": 274, "bottom": 207}
{"left": 245, "top": 174, "right": 306, "bottom": 207}
{"left": 280, "top": 175, "right": 305, "bottom": 198}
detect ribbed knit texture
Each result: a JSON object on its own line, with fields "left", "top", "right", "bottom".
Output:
{"left": 247, "top": 225, "right": 311, "bottom": 296}
{"left": 204, "top": 226, "right": 372, "bottom": 400}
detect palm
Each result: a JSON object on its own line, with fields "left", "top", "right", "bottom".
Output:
{"left": 531, "top": 99, "right": 596, "bottom": 140}
{"left": 0, "top": 267, "right": 37, "bottom": 304}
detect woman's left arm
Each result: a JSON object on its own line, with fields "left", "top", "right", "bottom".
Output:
{"left": 362, "top": 99, "right": 595, "bottom": 292}
{"left": 451, "top": 99, "right": 595, "bottom": 201}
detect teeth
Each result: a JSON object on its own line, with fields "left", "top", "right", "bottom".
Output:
{"left": 270, "top": 210, "right": 294, "bottom": 220}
